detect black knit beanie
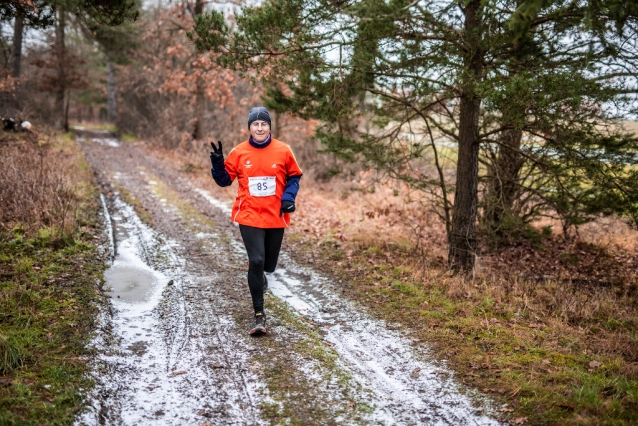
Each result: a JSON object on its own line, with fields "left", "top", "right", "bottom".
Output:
{"left": 248, "top": 107, "right": 272, "bottom": 129}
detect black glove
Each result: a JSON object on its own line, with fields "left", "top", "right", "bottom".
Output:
{"left": 210, "top": 141, "right": 224, "bottom": 165}
{"left": 280, "top": 200, "right": 296, "bottom": 215}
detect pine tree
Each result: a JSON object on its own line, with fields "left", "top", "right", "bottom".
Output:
{"left": 2, "top": 0, "right": 138, "bottom": 122}
{"left": 479, "top": 0, "right": 638, "bottom": 243}
{"left": 190, "top": 0, "right": 638, "bottom": 271}
{"left": 90, "top": 17, "right": 139, "bottom": 125}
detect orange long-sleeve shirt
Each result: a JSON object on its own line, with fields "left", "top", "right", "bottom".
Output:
{"left": 224, "top": 138, "right": 302, "bottom": 228}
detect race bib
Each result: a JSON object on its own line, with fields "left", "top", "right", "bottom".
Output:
{"left": 248, "top": 176, "right": 276, "bottom": 197}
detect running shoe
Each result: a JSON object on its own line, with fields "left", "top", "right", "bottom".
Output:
{"left": 263, "top": 273, "right": 268, "bottom": 294}
{"left": 249, "top": 311, "right": 267, "bottom": 335}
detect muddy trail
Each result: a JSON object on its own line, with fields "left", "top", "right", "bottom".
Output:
{"left": 74, "top": 130, "right": 503, "bottom": 425}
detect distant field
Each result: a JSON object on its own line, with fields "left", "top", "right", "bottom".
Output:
{"left": 623, "top": 121, "right": 638, "bottom": 135}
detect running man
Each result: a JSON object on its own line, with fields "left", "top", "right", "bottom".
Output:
{"left": 209, "top": 107, "right": 302, "bottom": 335}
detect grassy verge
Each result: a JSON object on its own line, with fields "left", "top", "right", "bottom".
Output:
{"left": 0, "top": 132, "right": 106, "bottom": 425}
{"left": 286, "top": 233, "right": 638, "bottom": 425}
{"left": 143, "top": 169, "right": 216, "bottom": 229}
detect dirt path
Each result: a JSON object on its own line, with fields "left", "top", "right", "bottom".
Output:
{"left": 75, "top": 131, "right": 503, "bottom": 425}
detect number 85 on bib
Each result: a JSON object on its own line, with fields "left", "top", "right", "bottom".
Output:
{"left": 248, "top": 176, "right": 276, "bottom": 197}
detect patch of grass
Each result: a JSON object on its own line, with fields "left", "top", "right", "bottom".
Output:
{"left": 143, "top": 170, "right": 216, "bottom": 229}
{"left": 120, "top": 133, "right": 137, "bottom": 142}
{"left": 61, "top": 132, "right": 75, "bottom": 142}
{"left": 365, "top": 245, "right": 382, "bottom": 256}
{"left": 113, "top": 183, "right": 153, "bottom": 226}
{"left": 559, "top": 252, "right": 582, "bottom": 266}
{"left": 0, "top": 130, "right": 106, "bottom": 425}
{"left": 0, "top": 230, "right": 106, "bottom": 425}
{"left": 0, "top": 336, "right": 24, "bottom": 374}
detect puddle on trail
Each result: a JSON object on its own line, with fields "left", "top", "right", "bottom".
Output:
{"left": 104, "top": 240, "right": 165, "bottom": 303}
{"left": 78, "top": 194, "right": 190, "bottom": 425}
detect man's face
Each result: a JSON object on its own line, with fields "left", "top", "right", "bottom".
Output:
{"left": 250, "top": 120, "right": 271, "bottom": 142}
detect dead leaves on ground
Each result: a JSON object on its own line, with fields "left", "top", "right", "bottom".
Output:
{"left": 481, "top": 238, "right": 638, "bottom": 289}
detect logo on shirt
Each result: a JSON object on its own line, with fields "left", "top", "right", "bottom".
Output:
{"left": 245, "top": 160, "right": 252, "bottom": 168}
{"left": 271, "top": 163, "right": 277, "bottom": 168}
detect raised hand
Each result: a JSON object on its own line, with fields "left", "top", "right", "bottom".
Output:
{"left": 210, "top": 140, "right": 224, "bottom": 163}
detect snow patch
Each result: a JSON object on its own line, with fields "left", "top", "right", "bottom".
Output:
{"left": 193, "top": 187, "right": 233, "bottom": 215}
{"left": 90, "top": 137, "right": 120, "bottom": 147}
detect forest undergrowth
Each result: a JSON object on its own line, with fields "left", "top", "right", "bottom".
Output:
{"left": 0, "top": 131, "right": 106, "bottom": 425}
{"left": 165, "top": 144, "right": 638, "bottom": 425}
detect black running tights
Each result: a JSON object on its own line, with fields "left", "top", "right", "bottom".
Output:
{"left": 239, "top": 225, "right": 285, "bottom": 313}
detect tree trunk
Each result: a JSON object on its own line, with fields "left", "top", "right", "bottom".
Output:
{"left": 273, "top": 110, "right": 280, "bottom": 136}
{"left": 193, "top": 0, "right": 206, "bottom": 141}
{"left": 448, "top": 0, "right": 483, "bottom": 273}
{"left": 11, "top": 16, "right": 24, "bottom": 78}
{"left": 64, "top": 89, "right": 70, "bottom": 132}
{"left": 54, "top": 8, "right": 67, "bottom": 131}
{"left": 10, "top": 15, "right": 24, "bottom": 110}
{"left": 194, "top": 0, "right": 204, "bottom": 15}
{"left": 194, "top": 78, "right": 205, "bottom": 140}
{"left": 106, "top": 60, "right": 117, "bottom": 124}
{"left": 485, "top": 127, "right": 524, "bottom": 232}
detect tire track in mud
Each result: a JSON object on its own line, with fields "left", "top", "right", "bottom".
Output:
{"left": 76, "top": 131, "right": 503, "bottom": 425}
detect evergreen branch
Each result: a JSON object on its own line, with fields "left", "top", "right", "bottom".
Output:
{"left": 478, "top": 125, "right": 515, "bottom": 140}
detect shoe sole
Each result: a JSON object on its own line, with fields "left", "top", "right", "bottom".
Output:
{"left": 249, "top": 326, "right": 267, "bottom": 336}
